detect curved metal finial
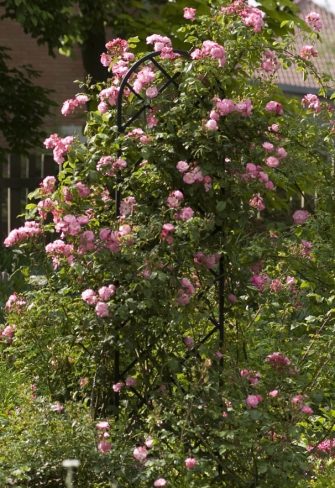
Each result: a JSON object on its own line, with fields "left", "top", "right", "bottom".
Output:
{"left": 116, "top": 50, "right": 190, "bottom": 133}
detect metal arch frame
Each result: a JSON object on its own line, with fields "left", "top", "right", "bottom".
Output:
{"left": 112, "top": 49, "right": 225, "bottom": 414}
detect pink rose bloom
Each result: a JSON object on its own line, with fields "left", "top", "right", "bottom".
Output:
{"left": 235, "top": 99, "right": 253, "bottom": 117}
{"left": 291, "top": 394, "right": 304, "bottom": 405}
{"left": 75, "top": 182, "right": 90, "bottom": 197}
{"left": 145, "top": 436, "right": 154, "bottom": 448}
{"left": 249, "top": 193, "right": 265, "bottom": 211}
{"left": 50, "top": 401, "right": 64, "bottom": 413}
{"left": 266, "top": 156, "right": 280, "bottom": 168}
{"left": 133, "top": 446, "right": 148, "bottom": 463}
{"left": 177, "top": 207, "right": 194, "bottom": 221}
{"left": 269, "top": 123, "right": 280, "bottom": 133}
{"left": 185, "top": 457, "right": 198, "bottom": 470}
{"left": 183, "top": 7, "right": 196, "bottom": 20}
{"left": 270, "top": 278, "right": 283, "bottom": 293}
{"left": 167, "top": 190, "right": 184, "bottom": 208}
{"left": 112, "top": 382, "right": 124, "bottom": 393}
{"left": 265, "top": 101, "right": 283, "bottom": 115}
{"left": 98, "top": 285, "right": 116, "bottom": 301}
{"left": 176, "top": 160, "right": 189, "bottom": 173}
{"left": 81, "top": 289, "right": 97, "bottom": 305}
{"left": 100, "top": 52, "right": 112, "bottom": 67}
{"left": 246, "top": 394, "right": 263, "bottom": 408}
{"left": 125, "top": 376, "right": 137, "bottom": 387}
{"left": 250, "top": 274, "right": 268, "bottom": 291}
{"left": 40, "top": 176, "right": 56, "bottom": 194}
{"left": 292, "top": 209, "right": 310, "bottom": 225}
{"left": 183, "top": 336, "right": 194, "bottom": 349}
{"left": 205, "top": 119, "right": 218, "bottom": 131}
{"left": 268, "top": 390, "right": 279, "bottom": 398}
{"left": 300, "top": 45, "right": 318, "bottom": 60}
{"left": 301, "top": 405, "right": 314, "bottom": 415}
{"left": 95, "top": 301, "right": 109, "bottom": 318}
{"left": 98, "top": 440, "right": 112, "bottom": 454}
{"left": 215, "top": 98, "right": 235, "bottom": 116}
{"left": 2, "top": 325, "right": 15, "bottom": 342}
{"left": 177, "top": 292, "right": 191, "bottom": 305}
{"left": 98, "top": 101, "right": 109, "bottom": 113}
{"left": 302, "top": 94, "right": 321, "bottom": 113}
{"left": 154, "top": 479, "right": 167, "bottom": 487}
{"left": 305, "top": 11, "right": 322, "bottom": 31}
{"left": 262, "top": 142, "right": 274, "bottom": 152}
{"left": 276, "top": 147, "right": 287, "bottom": 159}
{"left": 146, "top": 86, "right": 159, "bottom": 99}
{"left": 96, "top": 421, "right": 110, "bottom": 430}
{"left": 228, "top": 293, "right": 237, "bottom": 304}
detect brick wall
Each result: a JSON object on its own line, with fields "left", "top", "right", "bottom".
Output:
{"left": 0, "top": 7, "right": 86, "bottom": 135}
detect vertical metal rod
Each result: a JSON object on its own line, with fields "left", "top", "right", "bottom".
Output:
{"left": 219, "top": 255, "right": 224, "bottom": 367}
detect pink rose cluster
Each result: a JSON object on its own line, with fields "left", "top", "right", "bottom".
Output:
{"left": 61, "top": 93, "right": 89, "bottom": 117}
{"left": 176, "top": 161, "right": 212, "bottom": 191}
{"left": 250, "top": 273, "right": 269, "bottom": 291}
{"left": 206, "top": 98, "right": 253, "bottom": 131}
{"left": 97, "top": 86, "right": 120, "bottom": 113}
{"left": 309, "top": 438, "right": 335, "bottom": 457}
{"left": 5, "top": 293, "right": 26, "bottom": 311}
{"left": 96, "top": 420, "right": 112, "bottom": 454}
{"left": 44, "top": 133, "right": 74, "bottom": 165}
{"left": 99, "top": 224, "right": 132, "bottom": 253}
{"left": 261, "top": 50, "right": 279, "bottom": 74}
{"left": 176, "top": 278, "right": 196, "bottom": 306}
{"left": 262, "top": 141, "right": 287, "bottom": 168}
{"left": 154, "top": 479, "right": 167, "bottom": 487}
{"left": 100, "top": 38, "right": 135, "bottom": 78}
{"left": 55, "top": 214, "right": 89, "bottom": 237}
{"left": 240, "top": 369, "right": 261, "bottom": 385}
{"left": 45, "top": 239, "right": 74, "bottom": 268}
{"left": 191, "top": 40, "right": 226, "bottom": 67}
{"left": 1, "top": 324, "right": 16, "bottom": 344}
{"left": 291, "top": 394, "right": 314, "bottom": 416}
{"left": 242, "top": 163, "right": 275, "bottom": 191}
{"left": 161, "top": 223, "right": 175, "bottom": 245}
{"left": 305, "top": 11, "right": 322, "bottom": 32}
{"left": 265, "top": 352, "right": 291, "bottom": 369}
{"left": 40, "top": 176, "right": 56, "bottom": 194}
{"left": 126, "top": 128, "right": 150, "bottom": 144}
{"left": 120, "top": 196, "right": 136, "bottom": 217}
{"left": 133, "top": 66, "right": 155, "bottom": 94}
{"left": 146, "top": 34, "right": 177, "bottom": 60}
{"left": 97, "top": 156, "right": 127, "bottom": 176}
{"left": 221, "top": 1, "right": 265, "bottom": 33}
{"left": 133, "top": 436, "right": 154, "bottom": 464}
{"left": 4, "top": 221, "right": 42, "bottom": 247}
{"left": 194, "top": 251, "right": 220, "bottom": 270}
{"left": 300, "top": 240, "right": 313, "bottom": 258}
{"left": 302, "top": 94, "right": 321, "bottom": 113}
{"left": 166, "top": 190, "right": 184, "bottom": 209}
{"left": 112, "top": 376, "right": 137, "bottom": 393}
{"left": 81, "top": 284, "right": 116, "bottom": 318}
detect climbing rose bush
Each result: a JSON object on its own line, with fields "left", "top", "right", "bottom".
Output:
{"left": 2, "top": 1, "right": 335, "bottom": 486}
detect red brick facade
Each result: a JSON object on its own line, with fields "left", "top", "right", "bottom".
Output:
{"left": 0, "top": 7, "right": 86, "bottom": 134}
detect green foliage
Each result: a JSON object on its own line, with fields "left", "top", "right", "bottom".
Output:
{"left": 1, "top": 0, "right": 335, "bottom": 486}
